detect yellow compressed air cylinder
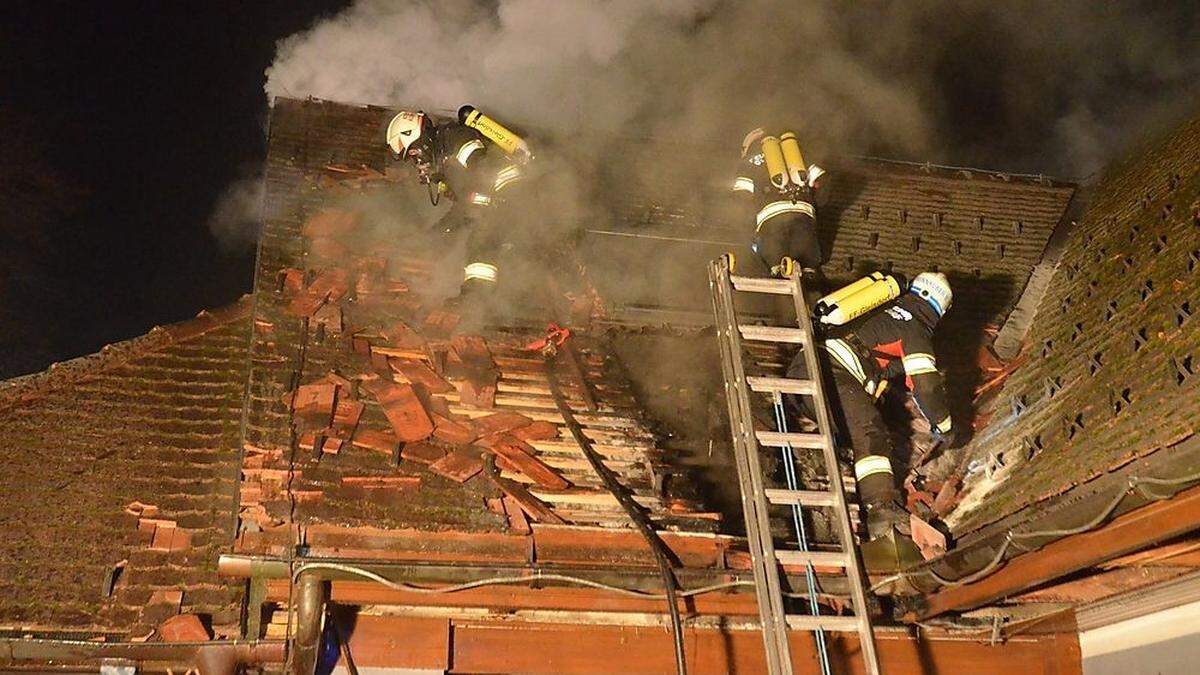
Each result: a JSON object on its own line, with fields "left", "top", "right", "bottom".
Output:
{"left": 819, "top": 274, "right": 903, "bottom": 326}
{"left": 814, "top": 272, "right": 885, "bottom": 317}
{"left": 780, "top": 132, "right": 807, "bottom": 186}
{"left": 459, "top": 105, "right": 529, "bottom": 158}
{"left": 761, "top": 135, "right": 789, "bottom": 190}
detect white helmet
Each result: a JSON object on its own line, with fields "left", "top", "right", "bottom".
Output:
{"left": 741, "top": 127, "right": 765, "bottom": 158}
{"left": 909, "top": 272, "right": 952, "bottom": 317}
{"left": 386, "top": 110, "right": 426, "bottom": 154}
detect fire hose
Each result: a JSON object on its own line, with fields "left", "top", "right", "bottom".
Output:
{"left": 536, "top": 328, "right": 689, "bottom": 675}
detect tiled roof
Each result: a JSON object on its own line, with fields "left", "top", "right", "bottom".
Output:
{"left": 237, "top": 99, "right": 716, "bottom": 559}
{"left": 0, "top": 300, "right": 250, "bottom": 637}
{"left": 950, "top": 111, "right": 1200, "bottom": 534}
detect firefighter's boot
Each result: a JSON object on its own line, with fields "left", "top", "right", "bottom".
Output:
{"left": 864, "top": 498, "right": 912, "bottom": 541}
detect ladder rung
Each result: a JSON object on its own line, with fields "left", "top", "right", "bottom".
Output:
{"left": 730, "top": 275, "right": 794, "bottom": 295}
{"left": 756, "top": 430, "right": 828, "bottom": 449}
{"left": 775, "top": 550, "right": 849, "bottom": 568}
{"left": 765, "top": 488, "right": 838, "bottom": 507}
{"left": 738, "top": 325, "right": 807, "bottom": 343}
{"left": 785, "top": 614, "right": 861, "bottom": 632}
{"left": 747, "top": 376, "right": 816, "bottom": 395}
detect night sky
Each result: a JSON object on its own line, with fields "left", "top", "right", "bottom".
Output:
{"left": 0, "top": 3, "right": 347, "bottom": 377}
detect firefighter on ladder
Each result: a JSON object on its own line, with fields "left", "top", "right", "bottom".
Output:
{"left": 787, "top": 272, "right": 958, "bottom": 542}
{"left": 386, "top": 105, "right": 533, "bottom": 306}
{"left": 729, "top": 127, "right": 830, "bottom": 303}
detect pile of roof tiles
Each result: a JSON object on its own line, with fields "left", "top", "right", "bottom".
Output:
{"left": 237, "top": 207, "right": 589, "bottom": 534}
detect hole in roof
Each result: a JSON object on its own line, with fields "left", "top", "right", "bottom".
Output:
{"left": 1014, "top": 220, "right": 1024, "bottom": 235}
{"left": 1168, "top": 173, "right": 1181, "bottom": 190}
{"left": 973, "top": 268, "right": 982, "bottom": 278}
{"left": 1178, "top": 301, "right": 1193, "bottom": 327}
{"left": 861, "top": 204, "right": 871, "bottom": 220}
{"left": 1089, "top": 352, "right": 1104, "bottom": 376}
{"left": 975, "top": 215, "right": 985, "bottom": 231}
{"left": 1042, "top": 339, "right": 1053, "bottom": 358}
{"left": 996, "top": 243, "right": 1006, "bottom": 259}
{"left": 869, "top": 232, "right": 879, "bottom": 249}
{"left": 1106, "top": 301, "right": 1119, "bottom": 321}
{"left": 911, "top": 235, "right": 921, "bottom": 253}
{"left": 1071, "top": 322, "right": 1084, "bottom": 342}
{"left": 1161, "top": 204, "right": 1174, "bottom": 221}
{"left": 932, "top": 212, "right": 943, "bottom": 228}
{"left": 845, "top": 255, "right": 855, "bottom": 272}
{"left": 1123, "top": 255, "right": 1135, "bottom": 269}
{"left": 898, "top": 208, "right": 908, "bottom": 224}
{"left": 953, "top": 241, "right": 963, "bottom": 256}
{"left": 1189, "top": 250, "right": 1199, "bottom": 273}
{"left": 1141, "top": 279, "right": 1154, "bottom": 302}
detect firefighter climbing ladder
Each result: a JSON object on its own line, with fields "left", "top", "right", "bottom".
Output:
{"left": 708, "top": 256, "right": 881, "bottom": 675}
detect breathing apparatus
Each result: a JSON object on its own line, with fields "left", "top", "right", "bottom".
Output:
{"left": 759, "top": 131, "right": 810, "bottom": 201}
{"left": 459, "top": 105, "right": 532, "bottom": 163}
{"left": 815, "top": 272, "right": 906, "bottom": 326}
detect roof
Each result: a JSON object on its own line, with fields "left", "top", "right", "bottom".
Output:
{"left": 0, "top": 300, "right": 250, "bottom": 638}
{"left": 236, "top": 98, "right": 719, "bottom": 562}
{"left": 948, "top": 110, "right": 1200, "bottom": 534}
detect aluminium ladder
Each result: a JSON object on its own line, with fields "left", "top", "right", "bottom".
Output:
{"left": 708, "top": 256, "right": 881, "bottom": 675}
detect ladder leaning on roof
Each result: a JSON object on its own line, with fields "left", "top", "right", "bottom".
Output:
{"left": 708, "top": 256, "right": 881, "bottom": 675}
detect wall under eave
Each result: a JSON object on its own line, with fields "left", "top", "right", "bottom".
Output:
{"left": 1081, "top": 600, "right": 1200, "bottom": 675}
{"left": 951, "top": 111, "right": 1200, "bottom": 534}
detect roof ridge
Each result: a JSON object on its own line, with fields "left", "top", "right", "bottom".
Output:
{"left": 0, "top": 295, "right": 252, "bottom": 409}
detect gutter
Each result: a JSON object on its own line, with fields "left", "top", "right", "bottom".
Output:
{"left": 896, "top": 434, "right": 1200, "bottom": 619}
{"left": 0, "top": 638, "right": 284, "bottom": 675}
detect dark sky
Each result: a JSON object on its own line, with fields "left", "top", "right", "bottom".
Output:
{"left": 0, "top": 2, "right": 347, "bottom": 377}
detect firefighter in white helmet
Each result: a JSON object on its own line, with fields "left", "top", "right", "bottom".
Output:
{"left": 785, "top": 272, "right": 958, "bottom": 542}
{"left": 386, "top": 106, "right": 533, "bottom": 301}
{"left": 728, "top": 127, "right": 831, "bottom": 302}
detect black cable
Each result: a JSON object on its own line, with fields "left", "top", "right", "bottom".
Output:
{"left": 545, "top": 350, "right": 688, "bottom": 675}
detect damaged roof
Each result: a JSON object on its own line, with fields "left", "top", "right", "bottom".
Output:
{"left": 949, "top": 111, "right": 1200, "bottom": 535}
{"left": 0, "top": 301, "right": 250, "bottom": 638}
{"left": 236, "top": 98, "right": 720, "bottom": 562}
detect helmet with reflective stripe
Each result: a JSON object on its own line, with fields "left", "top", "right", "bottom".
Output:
{"left": 909, "top": 272, "right": 952, "bottom": 317}
{"left": 386, "top": 110, "right": 427, "bottom": 154}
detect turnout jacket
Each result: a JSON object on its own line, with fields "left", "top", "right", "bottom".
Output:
{"left": 821, "top": 293, "right": 953, "bottom": 436}
{"left": 729, "top": 152, "right": 830, "bottom": 233}
{"left": 432, "top": 123, "right": 528, "bottom": 215}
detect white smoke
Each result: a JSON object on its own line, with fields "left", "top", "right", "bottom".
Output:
{"left": 207, "top": 168, "right": 264, "bottom": 251}
{"left": 264, "top": 0, "right": 1200, "bottom": 177}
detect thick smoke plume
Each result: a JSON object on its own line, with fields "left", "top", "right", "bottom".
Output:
{"left": 266, "top": 0, "right": 1200, "bottom": 178}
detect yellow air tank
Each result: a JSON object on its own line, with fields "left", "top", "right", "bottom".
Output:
{"left": 459, "top": 105, "right": 531, "bottom": 159}
{"left": 780, "top": 132, "right": 807, "bottom": 186}
{"left": 761, "top": 135, "right": 789, "bottom": 190}
{"left": 819, "top": 274, "right": 904, "bottom": 326}
{"left": 814, "top": 272, "right": 885, "bottom": 318}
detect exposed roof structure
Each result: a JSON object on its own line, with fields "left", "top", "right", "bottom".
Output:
{"left": 12, "top": 95, "right": 1200, "bottom": 673}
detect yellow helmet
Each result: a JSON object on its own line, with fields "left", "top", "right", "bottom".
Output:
{"left": 386, "top": 110, "right": 426, "bottom": 154}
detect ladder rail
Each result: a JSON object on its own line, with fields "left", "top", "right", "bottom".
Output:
{"left": 786, "top": 271, "right": 882, "bottom": 675}
{"left": 709, "top": 262, "right": 795, "bottom": 675}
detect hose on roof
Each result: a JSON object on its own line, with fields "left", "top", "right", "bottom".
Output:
{"left": 544, "top": 348, "right": 689, "bottom": 675}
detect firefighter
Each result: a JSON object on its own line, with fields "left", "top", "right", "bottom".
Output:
{"left": 729, "top": 127, "right": 831, "bottom": 297}
{"left": 786, "top": 272, "right": 956, "bottom": 541}
{"left": 385, "top": 106, "right": 533, "bottom": 301}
